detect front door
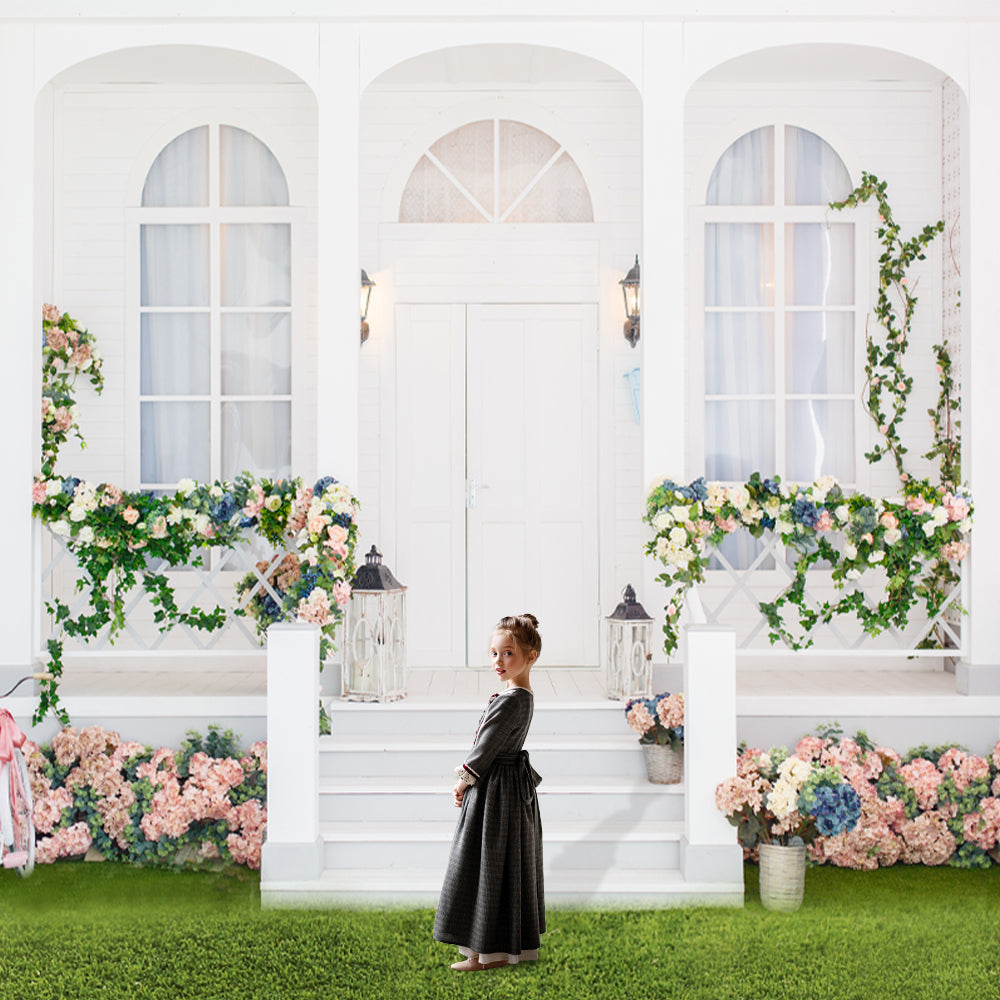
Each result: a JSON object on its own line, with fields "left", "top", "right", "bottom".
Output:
{"left": 394, "top": 303, "right": 599, "bottom": 667}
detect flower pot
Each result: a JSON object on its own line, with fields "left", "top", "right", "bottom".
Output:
{"left": 641, "top": 744, "right": 683, "bottom": 784}
{"left": 758, "top": 843, "right": 806, "bottom": 912}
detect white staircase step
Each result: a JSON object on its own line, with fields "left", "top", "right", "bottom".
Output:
{"left": 319, "top": 735, "right": 651, "bottom": 779}
{"left": 261, "top": 867, "right": 744, "bottom": 909}
{"left": 319, "top": 776, "right": 685, "bottom": 824}
{"left": 318, "top": 820, "right": 684, "bottom": 870}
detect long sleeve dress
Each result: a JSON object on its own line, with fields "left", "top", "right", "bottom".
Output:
{"left": 433, "top": 686, "right": 545, "bottom": 965}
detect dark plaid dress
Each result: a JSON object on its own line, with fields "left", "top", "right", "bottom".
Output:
{"left": 433, "top": 687, "right": 545, "bottom": 960}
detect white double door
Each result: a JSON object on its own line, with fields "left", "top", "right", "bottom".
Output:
{"left": 394, "top": 303, "right": 599, "bottom": 667}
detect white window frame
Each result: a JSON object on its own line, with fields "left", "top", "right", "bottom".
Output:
{"left": 125, "top": 121, "right": 305, "bottom": 491}
{"left": 689, "top": 120, "right": 870, "bottom": 497}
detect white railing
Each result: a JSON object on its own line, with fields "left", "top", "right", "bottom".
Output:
{"left": 33, "top": 519, "right": 312, "bottom": 661}
{"left": 697, "top": 532, "right": 966, "bottom": 658}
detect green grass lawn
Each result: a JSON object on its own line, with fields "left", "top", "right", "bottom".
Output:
{"left": 1, "top": 862, "right": 998, "bottom": 1000}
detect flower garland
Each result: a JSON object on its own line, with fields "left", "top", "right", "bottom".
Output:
{"left": 24, "top": 724, "right": 267, "bottom": 869}
{"left": 645, "top": 474, "right": 972, "bottom": 656}
{"left": 829, "top": 173, "right": 947, "bottom": 481}
{"left": 41, "top": 304, "right": 105, "bottom": 478}
{"left": 719, "top": 730, "right": 1000, "bottom": 869}
{"left": 32, "top": 472, "right": 359, "bottom": 725}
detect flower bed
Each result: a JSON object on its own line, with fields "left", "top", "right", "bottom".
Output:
{"left": 25, "top": 726, "right": 267, "bottom": 870}
{"left": 718, "top": 730, "right": 1000, "bottom": 869}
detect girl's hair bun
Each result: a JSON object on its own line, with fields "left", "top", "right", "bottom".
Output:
{"left": 494, "top": 613, "right": 542, "bottom": 657}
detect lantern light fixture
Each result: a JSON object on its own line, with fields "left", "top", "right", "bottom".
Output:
{"left": 603, "top": 583, "right": 654, "bottom": 701}
{"left": 360, "top": 269, "right": 376, "bottom": 345}
{"left": 619, "top": 254, "right": 640, "bottom": 348}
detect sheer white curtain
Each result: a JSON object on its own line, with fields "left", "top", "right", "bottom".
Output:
{"left": 139, "top": 125, "right": 292, "bottom": 486}
{"left": 704, "top": 125, "right": 854, "bottom": 568}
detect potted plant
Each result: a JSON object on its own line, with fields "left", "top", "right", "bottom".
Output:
{"left": 715, "top": 747, "right": 862, "bottom": 911}
{"left": 624, "top": 692, "right": 684, "bottom": 784}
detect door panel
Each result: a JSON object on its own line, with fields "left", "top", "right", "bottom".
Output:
{"left": 466, "top": 304, "right": 599, "bottom": 666}
{"left": 394, "top": 304, "right": 466, "bottom": 666}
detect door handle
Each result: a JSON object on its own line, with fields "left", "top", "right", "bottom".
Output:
{"left": 467, "top": 478, "right": 490, "bottom": 508}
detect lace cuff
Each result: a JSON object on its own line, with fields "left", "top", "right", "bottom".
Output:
{"left": 454, "top": 763, "right": 479, "bottom": 787}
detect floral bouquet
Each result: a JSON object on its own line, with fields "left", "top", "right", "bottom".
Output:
{"left": 715, "top": 745, "right": 862, "bottom": 849}
{"left": 624, "top": 692, "right": 684, "bottom": 751}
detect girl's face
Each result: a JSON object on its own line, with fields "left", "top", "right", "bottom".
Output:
{"left": 490, "top": 631, "right": 536, "bottom": 689}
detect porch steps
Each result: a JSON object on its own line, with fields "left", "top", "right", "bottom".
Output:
{"left": 260, "top": 697, "right": 744, "bottom": 907}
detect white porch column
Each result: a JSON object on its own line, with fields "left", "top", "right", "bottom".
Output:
{"left": 681, "top": 625, "right": 743, "bottom": 889}
{"left": 958, "top": 24, "right": 1000, "bottom": 696}
{"left": 640, "top": 23, "right": 687, "bottom": 656}
{"left": 0, "top": 27, "right": 38, "bottom": 680}
{"left": 316, "top": 25, "right": 361, "bottom": 489}
{"left": 262, "top": 623, "right": 322, "bottom": 884}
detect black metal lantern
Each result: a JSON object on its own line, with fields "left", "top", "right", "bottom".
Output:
{"left": 619, "top": 254, "right": 640, "bottom": 348}
{"left": 604, "top": 583, "right": 653, "bottom": 700}
{"left": 360, "top": 269, "right": 376, "bottom": 345}
{"left": 343, "top": 545, "right": 407, "bottom": 701}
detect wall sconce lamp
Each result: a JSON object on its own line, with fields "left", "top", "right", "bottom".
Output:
{"left": 360, "top": 269, "right": 376, "bottom": 345}
{"left": 620, "top": 254, "right": 640, "bottom": 348}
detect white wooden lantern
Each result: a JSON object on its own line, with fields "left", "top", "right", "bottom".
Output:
{"left": 604, "top": 584, "right": 654, "bottom": 701}
{"left": 342, "top": 546, "right": 407, "bottom": 702}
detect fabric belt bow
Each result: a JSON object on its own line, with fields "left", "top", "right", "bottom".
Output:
{"left": 494, "top": 749, "right": 542, "bottom": 805}
{"left": 0, "top": 709, "right": 26, "bottom": 765}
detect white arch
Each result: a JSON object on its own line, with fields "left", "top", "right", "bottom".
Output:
{"left": 681, "top": 30, "right": 969, "bottom": 100}
{"left": 33, "top": 28, "right": 319, "bottom": 97}
{"left": 691, "top": 112, "right": 863, "bottom": 210}
{"left": 379, "top": 96, "right": 611, "bottom": 224}
{"left": 125, "top": 110, "right": 303, "bottom": 208}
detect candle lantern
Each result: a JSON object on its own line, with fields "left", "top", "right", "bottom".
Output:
{"left": 342, "top": 545, "right": 407, "bottom": 702}
{"left": 604, "top": 584, "right": 654, "bottom": 701}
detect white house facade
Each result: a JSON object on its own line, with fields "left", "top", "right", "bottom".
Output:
{"left": 2, "top": 0, "right": 1000, "bottom": 903}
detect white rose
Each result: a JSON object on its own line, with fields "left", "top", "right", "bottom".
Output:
{"left": 775, "top": 519, "right": 794, "bottom": 536}
{"left": 166, "top": 506, "right": 185, "bottom": 525}
{"left": 669, "top": 526, "right": 688, "bottom": 546}
{"left": 69, "top": 505, "right": 88, "bottom": 522}
{"left": 46, "top": 480, "right": 63, "bottom": 497}
{"left": 835, "top": 505, "right": 850, "bottom": 523}
{"left": 652, "top": 510, "right": 672, "bottom": 532}
{"left": 670, "top": 504, "right": 692, "bottom": 523}
{"left": 922, "top": 521, "right": 937, "bottom": 537}
{"left": 51, "top": 520, "right": 70, "bottom": 537}
{"left": 77, "top": 526, "right": 94, "bottom": 544}
{"left": 193, "top": 513, "right": 211, "bottom": 534}
{"left": 844, "top": 543, "right": 858, "bottom": 560}
{"left": 332, "top": 500, "right": 353, "bottom": 516}
{"left": 869, "top": 550, "right": 885, "bottom": 563}
{"left": 655, "top": 537, "right": 670, "bottom": 560}
{"left": 959, "top": 518, "right": 973, "bottom": 533}
{"left": 846, "top": 568, "right": 862, "bottom": 580}
{"left": 765, "top": 497, "right": 781, "bottom": 517}
{"left": 209, "top": 485, "right": 223, "bottom": 499}
{"left": 884, "top": 528, "right": 901, "bottom": 545}
{"left": 729, "top": 486, "right": 751, "bottom": 510}
{"left": 176, "top": 478, "right": 196, "bottom": 494}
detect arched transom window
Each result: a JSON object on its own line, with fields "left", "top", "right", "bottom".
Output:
{"left": 135, "top": 123, "right": 294, "bottom": 489}
{"left": 702, "top": 124, "right": 856, "bottom": 488}
{"left": 399, "top": 119, "right": 594, "bottom": 223}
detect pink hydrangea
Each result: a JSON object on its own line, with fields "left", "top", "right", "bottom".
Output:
{"left": 899, "top": 810, "right": 956, "bottom": 866}
{"left": 42, "top": 303, "right": 62, "bottom": 324}
{"left": 905, "top": 495, "right": 932, "bottom": 514}
{"left": 331, "top": 581, "right": 352, "bottom": 608}
{"left": 715, "top": 514, "right": 738, "bottom": 533}
{"left": 35, "top": 822, "right": 92, "bottom": 864}
{"left": 815, "top": 510, "right": 834, "bottom": 532}
{"left": 992, "top": 739, "right": 1000, "bottom": 771}
{"left": 46, "top": 328, "right": 68, "bottom": 352}
{"left": 952, "top": 754, "right": 990, "bottom": 792}
{"left": 626, "top": 703, "right": 655, "bottom": 737}
{"left": 241, "top": 742, "right": 267, "bottom": 776}
{"left": 656, "top": 693, "right": 684, "bottom": 730}
{"left": 941, "top": 540, "right": 969, "bottom": 563}
{"left": 813, "top": 798, "right": 902, "bottom": 870}
{"left": 962, "top": 798, "right": 1000, "bottom": 851}
{"left": 33, "top": 785, "right": 75, "bottom": 835}
{"left": 899, "top": 758, "right": 944, "bottom": 811}
{"left": 714, "top": 775, "right": 764, "bottom": 817}
{"left": 794, "top": 736, "right": 826, "bottom": 762}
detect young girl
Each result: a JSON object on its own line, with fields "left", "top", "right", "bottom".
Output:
{"left": 433, "top": 613, "right": 545, "bottom": 972}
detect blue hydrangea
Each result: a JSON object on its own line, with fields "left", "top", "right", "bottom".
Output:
{"left": 760, "top": 514, "right": 775, "bottom": 530}
{"left": 793, "top": 497, "right": 819, "bottom": 527}
{"left": 332, "top": 512, "right": 352, "bottom": 528}
{"left": 260, "top": 594, "right": 282, "bottom": 620}
{"left": 762, "top": 477, "right": 781, "bottom": 495}
{"left": 209, "top": 492, "right": 237, "bottom": 523}
{"left": 313, "top": 476, "right": 338, "bottom": 496}
{"left": 805, "top": 783, "right": 861, "bottom": 837}
{"left": 689, "top": 477, "right": 709, "bottom": 501}
{"left": 61, "top": 476, "right": 81, "bottom": 496}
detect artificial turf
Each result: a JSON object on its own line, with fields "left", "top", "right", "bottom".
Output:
{"left": 0, "top": 862, "right": 998, "bottom": 1000}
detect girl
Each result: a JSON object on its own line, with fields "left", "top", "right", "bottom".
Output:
{"left": 433, "top": 613, "right": 545, "bottom": 972}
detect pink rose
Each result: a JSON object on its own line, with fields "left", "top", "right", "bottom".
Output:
{"left": 906, "top": 495, "right": 931, "bottom": 514}
{"left": 331, "top": 581, "right": 352, "bottom": 608}
{"left": 879, "top": 512, "right": 898, "bottom": 530}
{"left": 122, "top": 507, "right": 139, "bottom": 525}
{"left": 42, "top": 303, "right": 61, "bottom": 324}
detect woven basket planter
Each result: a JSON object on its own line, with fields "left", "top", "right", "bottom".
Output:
{"left": 758, "top": 843, "right": 807, "bottom": 912}
{"left": 641, "top": 744, "right": 683, "bottom": 784}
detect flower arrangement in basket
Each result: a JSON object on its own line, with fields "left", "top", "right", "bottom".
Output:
{"left": 715, "top": 746, "right": 863, "bottom": 850}
{"left": 625, "top": 692, "right": 684, "bottom": 784}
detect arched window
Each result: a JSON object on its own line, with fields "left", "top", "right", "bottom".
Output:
{"left": 703, "top": 124, "right": 856, "bottom": 483}
{"left": 136, "top": 124, "right": 293, "bottom": 489}
{"left": 399, "top": 119, "right": 593, "bottom": 223}
{"left": 700, "top": 124, "right": 857, "bottom": 568}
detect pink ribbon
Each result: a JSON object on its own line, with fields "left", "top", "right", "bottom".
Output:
{"left": 0, "top": 709, "right": 26, "bottom": 764}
